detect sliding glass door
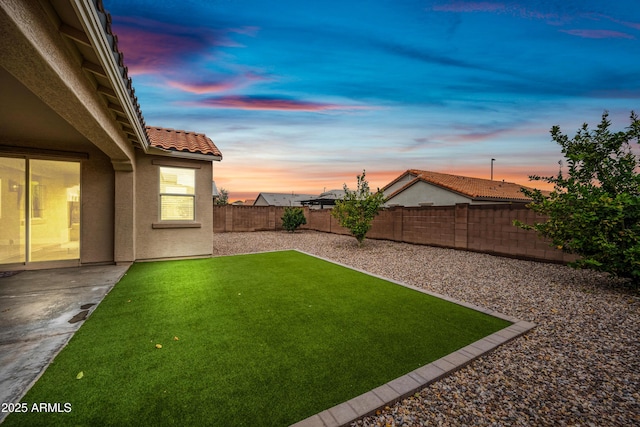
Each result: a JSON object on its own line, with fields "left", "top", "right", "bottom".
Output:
{"left": 0, "top": 157, "right": 80, "bottom": 266}
{"left": 0, "top": 157, "right": 26, "bottom": 264}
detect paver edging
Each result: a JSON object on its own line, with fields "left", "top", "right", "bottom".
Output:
{"left": 290, "top": 250, "right": 536, "bottom": 427}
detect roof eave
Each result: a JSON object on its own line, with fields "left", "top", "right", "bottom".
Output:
{"left": 471, "top": 197, "right": 531, "bottom": 203}
{"left": 147, "top": 145, "right": 222, "bottom": 162}
{"left": 71, "top": 0, "right": 149, "bottom": 150}
{"left": 381, "top": 170, "right": 419, "bottom": 192}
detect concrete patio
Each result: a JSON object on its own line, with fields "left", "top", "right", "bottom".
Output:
{"left": 0, "top": 264, "right": 129, "bottom": 423}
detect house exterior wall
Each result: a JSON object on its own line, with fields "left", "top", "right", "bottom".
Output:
{"left": 79, "top": 147, "right": 115, "bottom": 264}
{"left": 383, "top": 174, "right": 416, "bottom": 197}
{"left": 2, "top": 0, "right": 221, "bottom": 269}
{"left": 1, "top": 0, "right": 135, "bottom": 268}
{"left": 386, "top": 180, "right": 473, "bottom": 206}
{"left": 253, "top": 194, "right": 268, "bottom": 206}
{"left": 385, "top": 180, "right": 523, "bottom": 207}
{"left": 135, "top": 153, "right": 213, "bottom": 260}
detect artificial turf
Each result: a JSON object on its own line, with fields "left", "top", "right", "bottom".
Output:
{"left": 5, "top": 250, "right": 511, "bottom": 426}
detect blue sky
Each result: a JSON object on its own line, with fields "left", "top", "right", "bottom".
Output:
{"left": 103, "top": 0, "right": 640, "bottom": 201}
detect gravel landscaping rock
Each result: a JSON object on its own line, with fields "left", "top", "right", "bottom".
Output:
{"left": 212, "top": 231, "right": 640, "bottom": 426}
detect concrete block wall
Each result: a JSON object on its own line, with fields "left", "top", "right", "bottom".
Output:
{"left": 213, "top": 205, "right": 286, "bottom": 232}
{"left": 213, "top": 204, "right": 576, "bottom": 264}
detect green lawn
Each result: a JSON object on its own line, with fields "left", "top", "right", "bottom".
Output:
{"left": 5, "top": 250, "right": 510, "bottom": 426}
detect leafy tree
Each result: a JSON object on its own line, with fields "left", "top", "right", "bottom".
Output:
{"left": 215, "top": 187, "right": 229, "bottom": 205}
{"left": 515, "top": 111, "right": 640, "bottom": 283}
{"left": 281, "top": 207, "right": 307, "bottom": 232}
{"left": 331, "top": 170, "right": 386, "bottom": 246}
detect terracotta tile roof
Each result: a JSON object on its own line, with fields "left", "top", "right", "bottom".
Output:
{"left": 387, "top": 169, "right": 542, "bottom": 201}
{"left": 146, "top": 126, "right": 222, "bottom": 158}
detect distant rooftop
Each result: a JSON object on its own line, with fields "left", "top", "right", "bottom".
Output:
{"left": 253, "top": 192, "right": 318, "bottom": 207}
{"left": 385, "top": 170, "right": 543, "bottom": 202}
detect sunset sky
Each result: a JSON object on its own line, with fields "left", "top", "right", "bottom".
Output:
{"left": 103, "top": 0, "right": 640, "bottom": 202}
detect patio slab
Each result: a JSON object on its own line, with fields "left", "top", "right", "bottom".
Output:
{"left": 0, "top": 264, "right": 129, "bottom": 422}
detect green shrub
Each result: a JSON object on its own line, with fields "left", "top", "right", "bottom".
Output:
{"left": 281, "top": 207, "right": 307, "bottom": 232}
{"left": 515, "top": 111, "right": 640, "bottom": 284}
{"left": 331, "top": 170, "right": 386, "bottom": 246}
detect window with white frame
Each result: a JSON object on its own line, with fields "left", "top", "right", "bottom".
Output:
{"left": 159, "top": 167, "right": 195, "bottom": 221}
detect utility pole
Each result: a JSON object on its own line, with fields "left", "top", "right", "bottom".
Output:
{"left": 491, "top": 158, "right": 495, "bottom": 181}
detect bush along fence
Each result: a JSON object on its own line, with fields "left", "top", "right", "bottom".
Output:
{"left": 212, "top": 204, "right": 576, "bottom": 264}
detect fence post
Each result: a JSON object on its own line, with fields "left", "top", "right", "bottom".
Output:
{"left": 454, "top": 203, "right": 469, "bottom": 249}
{"left": 268, "top": 206, "right": 276, "bottom": 230}
{"left": 392, "top": 206, "right": 403, "bottom": 241}
{"left": 224, "top": 205, "right": 233, "bottom": 232}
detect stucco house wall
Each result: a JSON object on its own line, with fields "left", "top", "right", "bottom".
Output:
{"left": 134, "top": 154, "right": 214, "bottom": 260}
{"left": 253, "top": 194, "right": 269, "bottom": 206}
{"left": 386, "top": 181, "right": 474, "bottom": 207}
{"left": 1, "top": 0, "right": 221, "bottom": 270}
{"left": 382, "top": 174, "right": 415, "bottom": 197}
{"left": 80, "top": 147, "right": 116, "bottom": 264}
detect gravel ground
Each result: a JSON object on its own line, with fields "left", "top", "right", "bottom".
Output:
{"left": 212, "top": 231, "right": 639, "bottom": 427}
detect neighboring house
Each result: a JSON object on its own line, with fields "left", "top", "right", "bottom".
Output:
{"left": 212, "top": 180, "right": 220, "bottom": 199}
{"left": 0, "top": 0, "right": 222, "bottom": 270}
{"left": 253, "top": 193, "right": 317, "bottom": 207}
{"left": 383, "top": 170, "right": 540, "bottom": 207}
{"left": 299, "top": 189, "right": 346, "bottom": 209}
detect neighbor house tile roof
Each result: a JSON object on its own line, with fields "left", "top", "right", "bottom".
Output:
{"left": 386, "top": 169, "right": 543, "bottom": 202}
{"left": 254, "top": 193, "right": 318, "bottom": 206}
{"left": 146, "top": 126, "right": 222, "bottom": 158}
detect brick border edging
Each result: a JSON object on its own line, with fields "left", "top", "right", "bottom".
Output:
{"left": 289, "top": 250, "right": 536, "bottom": 427}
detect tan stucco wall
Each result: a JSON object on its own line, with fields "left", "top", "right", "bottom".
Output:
{"left": 386, "top": 180, "right": 474, "bottom": 206}
{"left": 253, "top": 194, "right": 268, "bottom": 206}
{"left": 383, "top": 174, "right": 416, "bottom": 198}
{"left": 134, "top": 152, "right": 213, "bottom": 260}
{"left": 81, "top": 148, "right": 115, "bottom": 264}
{"left": 1, "top": 1, "right": 218, "bottom": 267}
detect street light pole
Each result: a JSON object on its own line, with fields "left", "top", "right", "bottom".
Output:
{"left": 491, "top": 158, "right": 495, "bottom": 181}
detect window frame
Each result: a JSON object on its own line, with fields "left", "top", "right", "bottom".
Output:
{"left": 158, "top": 166, "right": 196, "bottom": 222}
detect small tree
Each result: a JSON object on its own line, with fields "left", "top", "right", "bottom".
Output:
{"left": 281, "top": 207, "right": 307, "bottom": 232}
{"left": 331, "top": 170, "right": 386, "bottom": 246}
{"left": 215, "top": 188, "right": 229, "bottom": 205}
{"left": 515, "top": 111, "right": 640, "bottom": 283}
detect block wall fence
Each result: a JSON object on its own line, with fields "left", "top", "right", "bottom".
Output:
{"left": 212, "top": 204, "right": 576, "bottom": 264}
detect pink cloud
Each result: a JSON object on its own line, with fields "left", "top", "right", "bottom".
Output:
{"left": 614, "top": 19, "right": 640, "bottom": 31}
{"left": 586, "top": 13, "right": 640, "bottom": 31}
{"left": 115, "top": 27, "right": 202, "bottom": 75}
{"left": 168, "top": 80, "right": 240, "bottom": 94}
{"left": 560, "top": 29, "right": 634, "bottom": 39}
{"left": 192, "top": 96, "right": 374, "bottom": 112}
{"left": 167, "top": 73, "right": 269, "bottom": 94}
{"left": 111, "top": 16, "right": 257, "bottom": 75}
